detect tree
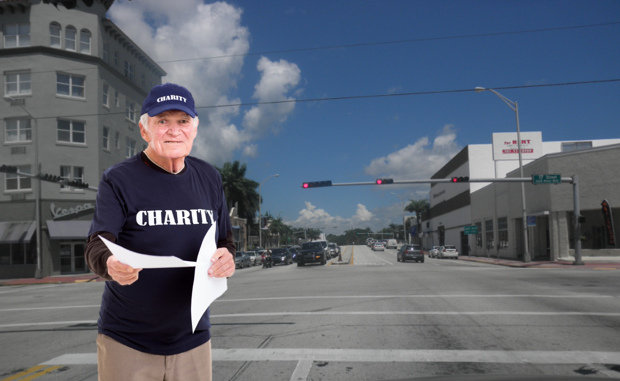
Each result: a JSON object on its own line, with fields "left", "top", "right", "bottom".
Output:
{"left": 218, "top": 161, "right": 259, "bottom": 223}
{"left": 404, "top": 199, "right": 430, "bottom": 244}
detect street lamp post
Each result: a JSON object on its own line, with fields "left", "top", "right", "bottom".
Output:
{"left": 258, "top": 173, "right": 279, "bottom": 249}
{"left": 475, "top": 87, "right": 530, "bottom": 262}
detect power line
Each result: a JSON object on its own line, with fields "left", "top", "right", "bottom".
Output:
{"left": 16, "top": 78, "right": 620, "bottom": 120}
{"left": 156, "top": 21, "right": 620, "bottom": 64}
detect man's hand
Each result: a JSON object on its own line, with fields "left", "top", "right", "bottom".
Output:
{"left": 106, "top": 255, "right": 142, "bottom": 285}
{"left": 208, "top": 248, "right": 235, "bottom": 278}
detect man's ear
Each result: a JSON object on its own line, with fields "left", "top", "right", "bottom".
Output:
{"left": 139, "top": 121, "right": 150, "bottom": 143}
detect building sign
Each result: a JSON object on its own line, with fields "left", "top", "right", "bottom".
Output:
{"left": 464, "top": 225, "right": 478, "bottom": 235}
{"left": 50, "top": 202, "right": 95, "bottom": 220}
{"left": 492, "top": 132, "right": 543, "bottom": 161}
{"left": 601, "top": 200, "right": 616, "bottom": 247}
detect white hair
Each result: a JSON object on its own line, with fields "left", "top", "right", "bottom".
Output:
{"left": 139, "top": 113, "right": 199, "bottom": 130}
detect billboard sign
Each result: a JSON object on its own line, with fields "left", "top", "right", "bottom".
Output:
{"left": 492, "top": 132, "right": 543, "bottom": 161}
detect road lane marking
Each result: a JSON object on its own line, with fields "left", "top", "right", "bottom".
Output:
{"left": 209, "top": 311, "right": 620, "bottom": 318}
{"left": 0, "top": 320, "right": 97, "bottom": 329}
{"left": 290, "top": 359, "right": 313, "bottom": 381}
{"left": 41, "top": 349, "right": 620, "bottom": 365}
{"left": 0, "top": 294, "right": 612, "bottom": 312}
{"left": 1, "top": 365, "right": 61, "bottom": 381}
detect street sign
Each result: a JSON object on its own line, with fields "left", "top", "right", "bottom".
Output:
{"left": 464, "top": 225, "right": 478, "bottom": 235}
{"left": 531, "top": 174, "right": 562, "bottom": 185}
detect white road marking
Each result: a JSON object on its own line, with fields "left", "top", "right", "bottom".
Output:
{"left": 3, "top": 310, "right": 620, "bottom": 329}
{"left": 41, "top": 349, "right": 620, "bottom": 365}
{"left": 290, "top": 359, "right": 313, "bottom": 381}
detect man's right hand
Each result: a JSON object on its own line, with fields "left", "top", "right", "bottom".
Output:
{"left": 106, "top": 255, "right": 142, "bottom": 285}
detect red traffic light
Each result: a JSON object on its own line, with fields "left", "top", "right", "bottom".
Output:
{"left": 302, "top": 180, "right": 332, "bottom": 188}
{"left": 451, "top": 176, "right": 469, "bottom": 183}
{"left": 375, "top": 178, "right": 394, "bottom": 185}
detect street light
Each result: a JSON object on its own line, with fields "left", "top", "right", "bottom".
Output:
{"left": 258, "top": 173, "right": 279, "bottom": 248}
{"left": 8, "top": 96, "right": 42, "bottom": 278}
{"left": 475, "top": 86, "right": 530, "bottom": 262}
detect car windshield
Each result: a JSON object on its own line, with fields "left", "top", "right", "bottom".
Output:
{"left": 302, "top": 242, "right": 323, "bottom": 250}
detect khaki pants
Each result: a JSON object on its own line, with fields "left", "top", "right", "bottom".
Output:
{"left": 96, "top": 334, "right": 212, "bottom": 381}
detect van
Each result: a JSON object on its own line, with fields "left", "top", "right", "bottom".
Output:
{"left": 386, "top": 239, "right": 398, "bottom": 249}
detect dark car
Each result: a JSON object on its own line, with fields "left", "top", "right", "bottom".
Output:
{"left": 235, "top": 251, "right": 251, "bottom": 268}
{"left": 397, "top": 244, "right": 424, "bottom": 263}
{"left": 287, "top": 246, "right": 301, "bottom": 262}
{"left": 271, "top": 248, "right": 293, "bottom": 265}
{"left": 298, "top": 241, "right": 328, "bottom": 266}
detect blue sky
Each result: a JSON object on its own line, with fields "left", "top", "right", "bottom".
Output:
{"left": 109, "top": 0, "right": 620, "bottom": 234}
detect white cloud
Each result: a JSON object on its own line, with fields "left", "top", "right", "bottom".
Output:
{"left": 364, "top": 124, "right": 461, "bottom": 180}
{"left": 109, "top": 1, "right": 300, "bottom": 165}
{"left": 242, "top": 57, "right": 301, "bottom": 137}
{"left": 352, "top": 204, "right": 373, "bottom": 222}
{"left": 291, "top": 202, "right": 378, "bottom": 234}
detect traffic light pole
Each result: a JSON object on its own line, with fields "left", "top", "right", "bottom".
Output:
{"left": 303, "top": 176, "right": 583, "bottom": 264}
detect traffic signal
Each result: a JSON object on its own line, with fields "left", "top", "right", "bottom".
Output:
{"left": 302, "top": 180, "right": 332, "bottom": 188}
{"left": 375, "top": 178, "right": 394, "bottom": 185}
{"left": 40, "top": 173, "right": 63, "bottom": 183}
{"left": 451, "top": 176, "right": 469, "bottom": 183}
{"left": 65, "top": 179, "right": 90, "bottom": 189}
{"left": 0, "top": 165, "right": 18, "bottom": 173}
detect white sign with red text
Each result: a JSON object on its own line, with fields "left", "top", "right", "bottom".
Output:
{"left": 492, "top": 131, "right": 542, "bottom": 161}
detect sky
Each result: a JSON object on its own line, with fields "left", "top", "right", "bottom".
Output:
{"left": 108, "top": 0, "right": 620, "bottom": 235}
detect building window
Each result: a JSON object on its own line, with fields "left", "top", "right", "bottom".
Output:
{"left": 114, "top": 131, "right": 120, "bottom": 150}
{"left": 0, "top": 243, "right": 34, "bottom": 265}
{"left": 114, "top": 90, "right": 120, "bottom": 107}
{"left": 497, "top": 217, "right": 508, "bottom": 249}
{"left": 49, "top": 22, "right": 61, "bottom": 48}
{"left": 102, "top": 126, "right": 110, "bottom": 151}
{"left": 485, "top": 219, "right": 494, "bottom": 250}
{"left": 102, "top": 83, "right": 109, "bottom": 107}
{"left": 126, "top": 138, "right": 136, "bottom": 158}
{"left": 124, "top": 61, "right": 135, "bottom": 80}
{"left": 5, "top": 71, "right": 31, "bottom": 96}
{"left": 103, "top": 43, "right": 109, "bottom": 62}
{"left": 79, "top": 29, "right": 91, "bottom": 54}
{"left": 60, "top": 165, "right": 84, "bottom": 191}
{"left": 56, "top": 73, "right": 85, "bottom": 98}
{"left": 4, "top": 23, "right": 30, "bottom": 48}
{"left": 475, "top": 222, "right": 482, "bottom": 248}
{"left": 561, "top": 141, "right": 592, "bottom": 152}
{"left": 57, "top": 119, "right": 85, "bottom": 144}
{"left": 59, "top": 242, "right": 86, "bottom": 273}
{"left": 5, "top": 165, "right": 31, "bottom": 191}
{"left": 125, "top": 101, "right": 137, "bottom": 122}
{"left": 113, "top": 51, "right": 119, "bottom": 66}
{"left": 65, "top": 25, "right": 76, "bottom": 51}
{"left": 5, "top": 118, "right": 32, "bottom": 143}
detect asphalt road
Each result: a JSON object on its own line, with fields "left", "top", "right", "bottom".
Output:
{"left": 1, "top": 245, "right": 620, "bottom": 381}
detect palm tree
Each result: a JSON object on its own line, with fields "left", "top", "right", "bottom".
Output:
{"left": 218, "top": 161, "right": 259, "bottom": 222}
{"left": 404, "top": 199, "right": 430, "bottom": 244}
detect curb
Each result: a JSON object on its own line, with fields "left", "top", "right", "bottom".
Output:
{"left": 458, "top": 256, "right": 619, "bottom": 269}
{"left": 0, "top": 274, "right": 104, "bottom": 286}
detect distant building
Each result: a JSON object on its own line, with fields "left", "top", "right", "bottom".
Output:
{"left": 422, "top": 134, "right": 620, "bottom": 260}
{"left": 0, "top": 0, "right": 165, "bottom": 278}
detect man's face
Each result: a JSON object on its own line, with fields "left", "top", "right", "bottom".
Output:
{"left": 140, "top": 110, "right": 198, "bottom": 161}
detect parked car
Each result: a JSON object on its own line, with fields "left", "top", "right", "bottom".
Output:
{"left": 397, "top": 244, "right": 424, "bottom": 263}
{"left": 245, "top": 251, "right": 258, "bottom": 266}
{"left": 298, "top": 241, "right": 328, "bottom": 266}
{"left": 438, "top": 245, "right": 459, "bottom": 259}
{"left": 235, "top": 251, "right": 251, "bottom": 268}
{"left": 372, "top": 242, "right": 385, "bottom": 251}
{"left": 429, "top": 246, "right": 441, "bottom": 258}
{"left": 271, "top": 248, "right": 293, "bottom": 265}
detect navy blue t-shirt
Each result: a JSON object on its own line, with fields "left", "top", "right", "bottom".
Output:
{"left": 89, "top": 154, "right": 232, "bottom": 355}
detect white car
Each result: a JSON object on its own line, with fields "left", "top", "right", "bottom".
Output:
{"left": 429, "top": 246, "right": 441, "bottom": 258}
{"left": 372, "top": 242, "right": 385, "bottom": 251}
{"left": 438, "top": 245, "right": 459, "bottom": 259}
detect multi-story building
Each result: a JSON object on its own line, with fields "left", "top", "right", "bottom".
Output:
{"left": 421, "top": 134, "right": 620, "bottom": 260}
{"left": 0, "top": 0, "right": 165, "bottom": 278}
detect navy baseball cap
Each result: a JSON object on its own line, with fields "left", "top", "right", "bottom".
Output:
{"left": 141, "top": 83, "right": 197, "bottom": 117}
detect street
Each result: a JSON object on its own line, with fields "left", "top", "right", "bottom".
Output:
{"left": 1, "top": 245, "right": 620, "bottom": 380}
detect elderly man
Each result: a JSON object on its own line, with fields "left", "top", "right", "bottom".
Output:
{"left": 85, "top": 83, "right": 235, "bottom": 381}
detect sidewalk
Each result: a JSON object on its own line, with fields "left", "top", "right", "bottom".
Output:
{"left": 458, "top": 255, "right": 620, "bottom": 269}
{"left": 0, "top": 273, "right": 104, "bottom": 286}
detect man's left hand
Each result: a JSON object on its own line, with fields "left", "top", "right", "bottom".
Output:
{"left": 209, "top": 248, "right": 235, "bottom": 278}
